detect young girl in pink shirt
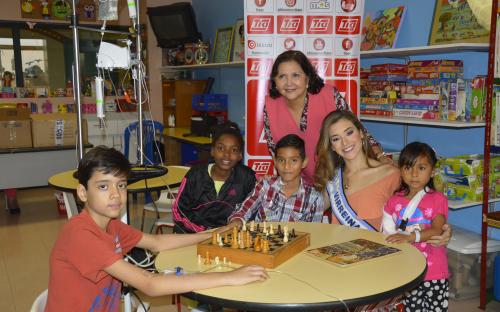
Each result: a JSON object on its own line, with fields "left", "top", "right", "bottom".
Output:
{"left": 383, "top": 142, "right": 449, "bottom": 312}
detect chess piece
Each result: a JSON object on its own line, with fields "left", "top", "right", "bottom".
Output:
{"left": 269, "top": 224, "right": 274, "bottom": 235}
{"left": 284, "top": 225, "right": 289, "bottom": 237}
{"left": 263, "top": 221, "right": 267, "bottom": 232}
{"left": 250, "top": 221, "right": 255, "bottom": 232}
{"left": 242, "top": 220, "right": 247, "bottom": 231}
{"left": 277, "top": 224, "right": 282, "bottom": 235}
{"left": 224, "top": 233, "right": 229, "bottom": 244}
{"left": 262, "top": 239, "right": 269, "bottom": 253}
{"left": 223, "top": 257, "right": 227, "bottom": 264}
{"left": 212, "top": 232, "right": 218, "bottom": 245}
{"left": 215, "top": 256, "right": 220, "bottom": 265}
{"left": 291, "top": 228, "right": 296, "bottom": 238}
{"left": 245, "top": 232, "right": 251, "bottom": 248}
{"left": 283, "top": 232, "right": 289, "bottom": 243}
{"left": 204, "top": 251, "right": 211, "bottom": 264}
{"left": 254, "top": 236, "right": 261, "bottom": 252}
{"left": 256, "top": 223, "right": 260, "bottom": 232}
{"left": 197, "top": 254, "right": 202, "bottom": 264}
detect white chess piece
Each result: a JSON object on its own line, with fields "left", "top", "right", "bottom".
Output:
{"left": 250, "top": 221, "right": 255, "bottom": 232}
{"left": 283, "top": 232, "right": 289, "bottom": 243}
{"left": 197, "top": 254, "right": 202, "bottom": 264}
{"left": 242, "top": 220, "right": 247, "bottom": 231}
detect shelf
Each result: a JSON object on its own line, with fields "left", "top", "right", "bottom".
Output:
{"left": 360, "top": 43, "right": 489, "bottom": 58}
{"left": 160, "top": 61, "right": 244, "bottom": 71}
{"left": 360, "top": 115, "right": 485, "bottom": 128}
{"left": 0, "top": 96, "right": 124, "bottom": 103}
{"left": 449, "top": 198, "right": 500, "bottom": 210}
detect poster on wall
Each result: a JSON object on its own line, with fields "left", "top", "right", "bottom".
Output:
{"left": 244, "top": 0, "right": 364, "bottom": 176}
{"left": 429, "top": 0, "right": 489, "bottom": 45}
{"left": 361, "top": 6, "right": 406, "bottom": 51}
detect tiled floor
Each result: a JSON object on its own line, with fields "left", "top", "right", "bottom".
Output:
{"left": 1, "top": 186, "right": 500, "bottom": 312}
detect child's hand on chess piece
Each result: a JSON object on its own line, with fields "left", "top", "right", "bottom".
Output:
{"left": 226, "top": 265, "right": 269, "bottom": 285}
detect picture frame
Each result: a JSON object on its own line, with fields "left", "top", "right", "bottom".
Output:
{"left": 231, "top": 18, "right": 245, "bottom": 62}
{"left": 212, "top": 26, "right": 234, "bottom": 63}
{"left": 429, "top": 0, "right": 489, "bottom": 46}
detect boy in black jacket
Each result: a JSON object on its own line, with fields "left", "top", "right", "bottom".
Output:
{"left": 172, "top": 122, "right": 256, "bottom": 233}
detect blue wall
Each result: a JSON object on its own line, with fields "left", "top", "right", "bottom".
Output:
{"left": 190, "top": 0, "right": 499, "bottom": 238}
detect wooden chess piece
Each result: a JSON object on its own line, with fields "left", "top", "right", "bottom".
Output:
{"left": 269, "top": 223, "right": 274, "bottom": 235}
{"left": 250, "top": 221, "right": 255, "bottom": 232}
{"left": 242, "top": 220, "right": 247, "bottom": 231}
{"left": 283, "top": 232, "right": 289, "bottom": 243}
{"left": 212, "top": 232, "right": 218, "bottom": 245}
{"left": 254, "top": 236, "right": 261, "bottom": 252}
{"left": 204, "top": 251, "right": 211, "bottom": 264}
{"left": 224, "top": 233, "right": 229, "bottom": 244}
{"left": 262, "top": 239, "right": 269, "bottom": 253}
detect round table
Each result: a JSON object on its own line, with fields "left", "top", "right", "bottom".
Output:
{"left": 155, "top": 222, "right": 426, "bottom": 311}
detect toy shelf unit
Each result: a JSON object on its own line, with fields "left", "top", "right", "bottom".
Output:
{"left": 160, "top": 60, "right": 244, "bottom": 71}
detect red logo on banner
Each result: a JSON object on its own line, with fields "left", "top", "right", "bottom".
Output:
{"left": 284, "top": 38, "right": 296, "bottom": 50}
{"left": 248, "top": 159, "right": 274, "bottom": 176}
{"left": 326, "top": 79, "right": 359, "bottom": 115}
{"left": 306, "top": 16, "right": 333, "bottom": 34}
{"left": 255, "top": 0, "right": 266, "bottom": 7}
{"left": 248, "top": 40, "right": 257, "bottom": 49}
{"left": 310, "top": 58, "right": 332, "bottom": 77}
{"left": 247, "top": 58, "right": 273, "bottom": 77}
{"left": 277, "top": 16, "right": 303, "bottom": 34}
{"left": 336, "top": 16, "right": 360, "bottom": 35}
{"left": 342, "top": 38, "right": 353, "bottom": 51}
{"left": 335, "top": 58, "right": 358, "bottom": 76}
{"left": 285, "top": 0, "right": 297, "bottom": 7}
{"left": 247, "top": 80, "right": 270, "bottom": 156}
{"left": 247, "top": 15, "right": 274, "bottom": 34}
{"left": 341, "top": 0, "right": 357, "bottom": 13}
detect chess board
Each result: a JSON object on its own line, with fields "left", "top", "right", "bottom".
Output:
{"left": 197, "top": 224, "right": 310, "bottom": 269}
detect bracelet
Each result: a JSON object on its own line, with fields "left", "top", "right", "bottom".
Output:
{"left": 414, "top": 230, "right": 421, "bottom": 243}
{"left": 376, "top": 152, "right": 387, "bottom": 159}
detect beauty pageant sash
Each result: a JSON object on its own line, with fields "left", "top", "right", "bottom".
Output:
{"left": 327, "top": 169, "right": 377, "bottom": 231}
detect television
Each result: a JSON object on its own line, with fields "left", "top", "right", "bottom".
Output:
{"left": 147, "top": 2, "right": 202, "bottom": 48}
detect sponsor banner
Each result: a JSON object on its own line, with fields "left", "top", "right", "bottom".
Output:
{"left": 248, "top": 158, "right": 275, "bottom": 176}
{"left": 247, "top": 15, "right": 274, "bottom": 34}
{"left": 305, "top": 37, "right": 333, "bottom": 57}
{"left": 246, "top": 79, "right": 270, "bottom": 156}
{"left": 276, "top": 0, "right": 304, "bottom": 13}
{"left": 247, "top": 0, "right": 274, "bottom": 13}
{"left": 334, "top": 36, "right": 360, "bottom": 57}
{"left": 326, "top": 79, "right": 358, "bottom": 115}
{"left": 305, "top": 0, "right": 333, "bottom": 13}
{"left": 334, "top": 58, "right": 359, "bottom": 77}
{"left": 277, "top": 15, "right": 304, "bottom": 34}
{"left": 336, "top": 0, "right": 362, "bottom": 15}
{"left": 310, "top": 58, "right": 333, "bottom": 78}
{"left": 306, "top": 15, "right": 333, "bottom": 34}
{"left": 247, "top": 36, "right": 275, "bottom": 57}
{"left": 275, "top": 36, "right": 304, "bottom": 55}
{"left": 244, "top": 0, "right": 364, "bottom": 161}
{"left": 335, "top": 15, "right": 361, "bottom": 35}
{"left": 247, "top": 58, "right": 274, "bottom": 77}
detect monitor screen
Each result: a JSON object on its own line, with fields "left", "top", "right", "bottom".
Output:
{"left": 147, "top": 3, "right": 201, "bottom": 48}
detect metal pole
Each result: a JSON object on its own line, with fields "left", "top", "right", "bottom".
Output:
{"left": 135, "top": 0, "right": 144, "bottom": 165}
{"left": 71, "top": 0, "right": 84, "bottom": 160}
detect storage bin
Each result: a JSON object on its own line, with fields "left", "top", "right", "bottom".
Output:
{"left": 447, "top": 226, "right": 500, "bottom": 300}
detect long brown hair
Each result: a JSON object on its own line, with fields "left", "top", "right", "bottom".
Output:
{"left": 314, "top": 111, "right": 376, "bottom": 192}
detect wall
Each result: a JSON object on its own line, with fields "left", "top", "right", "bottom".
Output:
{"left": 362, "top": 0, "right": 499, "bottom": 239}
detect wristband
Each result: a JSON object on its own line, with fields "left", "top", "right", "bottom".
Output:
{"left": 414, "top": 230, "right": 421, "bottom": 243}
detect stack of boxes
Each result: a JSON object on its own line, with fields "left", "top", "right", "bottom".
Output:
{"left": 0, "top": 106, "right": 32, "bottom": 149}
{"left": 360, "top": 64, "right": 407, "bottom": 117}
{"left": 436, "top": 154, "right": 500, "bottom": 202}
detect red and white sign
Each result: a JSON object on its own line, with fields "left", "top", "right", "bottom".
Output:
{"left": 335, "top": 16, "right": 361, "bottom": 35}
{"left": 246, "top": 79, "right": 269, "bottom": 156}
{"left": 334, "top": 58, "right": 359, "bottom": 77}
{"left": 247, "top": 58, "right": 273, "bottom": 77}
{"left": 275, "top": 37, "right": 304, "bottom": 55}
{"left": 276, "top": 0, "right": 304, "bottom": 12}
{"left": 247, "top": 0, "right": 274, "bottom": 13}
{"left": 310, "top": 58, "right": 332, "bottom": 78}
{"left": 248, "top": 159, "right": 275, "bottom": 176}
{"left": 334, "top": 36, "right": 360, "bottom": 57}
{"left": 305, "top": 37, "right": 333, "bottom": 56}
{"left": 277, "top": 15, "right": 304, "bottom": 34}
{"left": 247, "top": 36, "right": 275, "bottom": 57}
{"left": 306, "top": 16, "right": 333, "bottom": 34}
{"left": 247, "top": 15, "right": 274, "bottom": 34}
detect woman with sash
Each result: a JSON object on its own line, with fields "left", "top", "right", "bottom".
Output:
{"left": 315, "top": 110, "right": 451, "bottom": 242}
{"left": 314, "top": 111, "right": 451, "bottom": 310}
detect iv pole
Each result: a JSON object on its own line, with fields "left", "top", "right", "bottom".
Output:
{"left": 70, "top": 0, "right": 144, "bottom": 164}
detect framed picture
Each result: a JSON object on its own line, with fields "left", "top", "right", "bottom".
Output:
{"left": 361, "top": 6, "right": 406, "bottom": 51}
{"left": 212, "top": 26, "right": 234, "bottom": 63}
{"left": 231, "top": 18, "right": 245, "bottom": 62}
{"left": 429, "top": 0, "right": 489, "bottom": 45}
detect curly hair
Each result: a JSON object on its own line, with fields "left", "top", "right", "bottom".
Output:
{"left": 314, "top": 111, "right": 376, "bottom": 192}
{"left": 268, "top": 50, "right": 325, "bottom": 98}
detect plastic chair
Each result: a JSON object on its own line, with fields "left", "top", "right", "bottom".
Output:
{"left": 141, "top": 166, "right": 190, "bottom": 233}
{"left": 124, "top": 120, "right": 164, "bottom": 165}
{"left": 30, "top": 289, "right": 48, "bottom": 312}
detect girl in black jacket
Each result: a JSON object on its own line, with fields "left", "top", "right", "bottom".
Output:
{"left": 172, "top": 122, "right": 256, "bottom": 233}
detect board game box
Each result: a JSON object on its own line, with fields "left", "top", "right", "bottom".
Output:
{"left": 197, "top": 223, "right": 310, "bottom": 269}
{"left": 306, "top": 239, "right": 401, "bottom": 267}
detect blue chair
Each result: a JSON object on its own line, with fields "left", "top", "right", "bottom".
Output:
{"left": 124, "top": 120, "right": 164, "bottom": 165}
{"left": 124, "top": 120, "right": 164, "bottom": 208}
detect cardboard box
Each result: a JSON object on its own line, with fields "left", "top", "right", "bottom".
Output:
{"left": 31, "top": 113, "right": 87, "bottom": 148}
{"left": 0, "top": 106, "right": 31, "bottom": 121}
{"left": 0, "top": 120, "right": 32, "bottom": 148}
{"left": 448, "top": 227, "right": 500, "bottom": 300}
